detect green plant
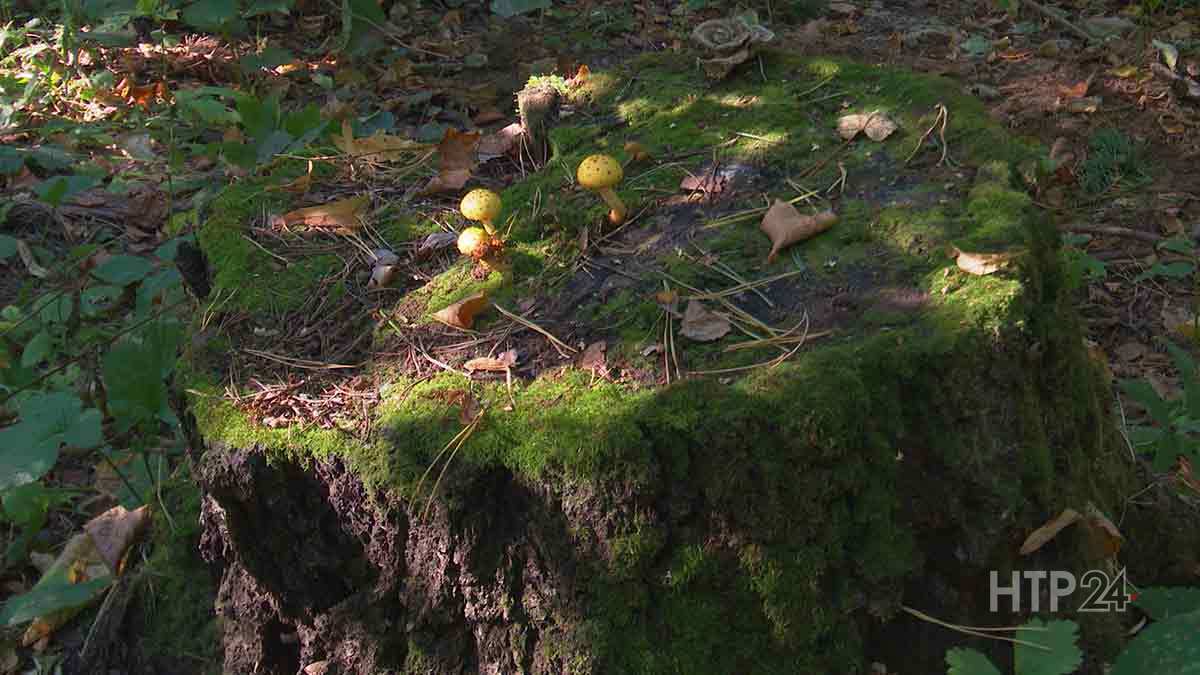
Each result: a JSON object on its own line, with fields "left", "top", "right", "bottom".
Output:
{"left": 0, "top": 239, "right": 189, "bottom": 628}
{"left": 1120, "top": 340, "right": 1200, "bottom": 470}
{"left": 215, "top": 92, "right": 327, "bottom": 170}
{"left": 944, "top": 590, "right": 1200, "bottom": 674}
{"left": 1060, "top": 233, "right": 1106, "bottom": 286}
{"left": 945, "top": 618, "right": 1082, "bottom": 675}
{"left": 1080, "top": 129, "right": 1149, "bottom": 195}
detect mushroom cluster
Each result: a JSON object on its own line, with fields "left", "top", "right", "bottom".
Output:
{"left": 457, "top": 188, "right": 506, "bottom": 273}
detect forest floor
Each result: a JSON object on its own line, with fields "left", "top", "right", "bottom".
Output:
{"left": 1, "top": 0, "right": 1199, "bottom": 672}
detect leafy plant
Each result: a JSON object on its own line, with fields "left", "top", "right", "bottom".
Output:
{"left": 945, "top": 618, "right": 1082, "bottom": 675}
{"left": 0, "top": 237, "right": 188, "bottom": 628}
{"left": 216, "top": 92, "right": 327, "bottom": 170}
{"left": 1120, "top": 340, "right": 1200, "bottom": 470}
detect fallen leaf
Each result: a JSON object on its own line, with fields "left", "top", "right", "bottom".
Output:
{"left": 84, "top": 505, "right": 150, "bottom": 575}
{"left": 837, "top": 111, "right": 898, "bottom": 141}
{"left": 567, "top": 64, "right": 590, "bottom": 87}
{"left": 421, "top": 128, "right": 480, "bottom": 194}
{"left": 433, "top": 292, "right": 490, "bottom": 329}
{"left": 457, "top": 390, "right": 480, "bottom": 424}
{"left": 1019, "top": 508, "right": 1082, "bottom": 555}
{"left": 1153, "top": 39, "right": 1180, "bottom": 72}
{"left": 1177, "top": 456, "right": 1200, "bottom": 496}
{"left": 680, "top": 300, "right": 731, "bottom": 342}
{"left": 580, "top": 340, "right": 607, "bottom": 372}
{"left": 760, "top": 201, "right": 837, "bottom": 263}
{"left": 949, "top": 245, "right": 1015, "bottom": 276}
{"left": 418, "top": 231, "right": 459, "bottom": 254}
{"left": 272, "top": 195, "right": 369, "bottom": 233}
{"left": 1065, "top": 96, "right": 1102, "bottom": 113}
{"left": 464, "top": 356, "right": 510, "bottom": 372}
{"left": 1080, "top": 503, "right": 1123, "bottom": 559}
{"left": 333, "top": 120, "right": 429, "bottom": 162}
{"left": 19, "top": 533, "right": 111, "bottom": 647}
{"left": 477, "top": 122, "right": 524, "bottom": 160}
{"left": 303, "top": 661, "right": 330, "bottom": 675}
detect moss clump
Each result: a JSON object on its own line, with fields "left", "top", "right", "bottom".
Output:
{"left": 196, "top": 181, "right": 342, "bottom": 314}
{"left": 130, "top": 471, "right": 220, "bottom": 672}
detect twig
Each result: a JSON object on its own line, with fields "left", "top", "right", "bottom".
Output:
{"left": 1019, "top": 0, "right": 1097, "bottom": 44}
{"left": 900, "top": 605, "right": 1052, "bottom": 650}
{"left": 1061, "top": 224, "right": 1160, "bottom": 244}
{"left": 493, "top": 304, "right": 577, "bottom": 356}
{"left": 905, "top": 104, "right": 950, "bottom": 166}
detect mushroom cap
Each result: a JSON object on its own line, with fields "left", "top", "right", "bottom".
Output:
{"left": 576, "top": 154, "right": 623, "bottom": 190}
{"left": 457, "top": 227, "right": 488, "bottom": 256}
{"left": 460, "top": 189, "right": 502, "bottom": 222}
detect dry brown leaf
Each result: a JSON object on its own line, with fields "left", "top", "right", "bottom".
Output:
{"left": 433, "top": 292, "right": 490, "bottom": 330}
{"left": 272, "top": 195, "right": 369, "bottom": 233}
{"left": 1177, "top": 456, "right": 1200, "bottom": 495}
{"left": 1081, "top": 503, "right": 1123, "bottom": 558}
{"left": 760, "top": 201, "right": 837, "bottom": 263}
{"left": 949, "top": 245, "right": 1015, "bottom": 276}
{"left": 85, "top": 505, "right": 151, "bottom": 575}
{"left": 1019, "top": 508, "right": 1082, "bottom": 555}
{"left": 333, "top": 120, "right": 429, "bottom": 162}
{"left": 837, "top": 112, "right": 898, "bottom": 141}
{"left": 464, "top": 356, "right": 510, "bottom": 372}
{"left": 477, "top": 122, "right": 524, "bottom": 159}
{"left": 680, "top": 300, "right": 731, "bottom": 342}
{"left": 580, "top": 340, "right": 607, "bottom": 372}
{"left": 458, "top": 391, "right": 480, "bottom": 425}
{"left": 567, "top": 64, "right": 590, "bottom": 87}
{"left": 421, "top": 128, "right": 481, "bottom": 195}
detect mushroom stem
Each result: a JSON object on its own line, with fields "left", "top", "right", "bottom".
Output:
{"left": 598, "top": 187, "right": 627, "bottom": 225}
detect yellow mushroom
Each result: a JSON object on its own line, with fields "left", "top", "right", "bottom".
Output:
{"left": 459, "top": 188, "right": 502, "bottom": 235}
{"left": 576, "top": 154, "right": 626, "bottom": 226}
{"left": 457, "top": 227, "right": 488, "bottom": 257}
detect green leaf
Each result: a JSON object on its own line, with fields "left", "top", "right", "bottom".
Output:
{"left": 1111, "top": 610, "right": 1200, "bottom": 675}
{"left": 242, "top": 0, "right": 292, "bottom": 16}
{"left": 80, "top": 284, "right": 124, "bottom": 318}
{"left": 1135, "top": 261, "right": 1194, "bottom": 282}
{"left": 0, "top": 393, "right": 100, "bottom": 490}
{"left": 255, "top": 129, "right": 294, "bottom": 164}
{"left": 1135, "top": 587, "right": 1200, "bottom": 621}
{"left": 0, "top": 576, "right": 111, "bottom": 626}
{"left": 20, "top": 330, "right": 53, "bottom": 368}
{"left": 235, "top": 93, "right": 279, "bottom": 142}
{"left": 1120, "top": 379, "right": 1173, "bottom": 426}
{"left": 1014, "top": 618, "right": 1082, "bottom": 675}
{"left": 182, "top": 0, "right": 238, "bottom": 31}
{"left": 176, "top": 94, "right": 238, "bottom": 126}
{"left": 103, "top": 320, "right": 183, "bottom": 429}
{"left": 946, "top": 647, "right": 1002, "bottom": 675}
{"left": 0, "top": 147, "right": 24, "bottom": 174}
{"left": 0, "top": 234, "right": 16, "bottom": 261}
{"left": 490, "top": 0, "right": 551, "bottom": 17}
{"left": 33, "top": 175, "right": 100, "bottom": 207}
{"left": 1, "top": 482, "right": 61, "bottom": 566}
{"left": 1158, "top": 237, "right": 1193, "bottom": 255}
{"left": 91, "top": 254, "right": 154, "bottom": 286}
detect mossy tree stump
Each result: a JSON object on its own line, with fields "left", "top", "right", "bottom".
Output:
{"left": 182, "top": 52, "right": 1142, "bottom": 674}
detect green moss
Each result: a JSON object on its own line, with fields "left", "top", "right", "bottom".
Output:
{"left": 132, "top": 472, "right": 220, "bottom": 672}
{"left": 196, "top": 181, "right": 343, "bottom": 313}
